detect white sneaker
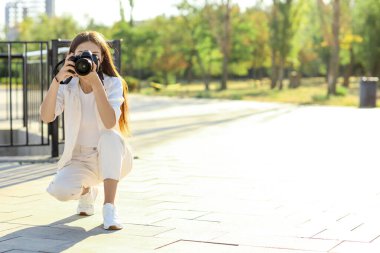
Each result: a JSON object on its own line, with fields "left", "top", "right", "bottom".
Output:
{"left": 103, "top": 203, "right": 123, "bottom": 230}
{"left": 77, "top": 186, "right": 98, "bottom": 216}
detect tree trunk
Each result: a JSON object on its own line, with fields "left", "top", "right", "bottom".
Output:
{"left": 220, "top": 0, "right": 231, "bottom": 90}
{"left": 195, "top": 50, "right": 210, "bottom": 91}
{"left": 327, "top": 0, "right": 340, "bottom": 95}
{"left": 185, "top": 53, "right": 194, "bottom": 84}
{"left": 129, "top": 0, "right": 134, "bottom": 26}
{"left": 271, "top": 49, "right": 278, "bottom": 89}
{"left": 343, "top": 46, "right": 354, "bottom": 88}
{"left": 119, "top": 0, "right": 126, "bottom": 22}
{"left": 278, "top": 57, "right": 285, "bottom": 90}
{"left": 164, "top": 72, "right": 169, "bottom": 85}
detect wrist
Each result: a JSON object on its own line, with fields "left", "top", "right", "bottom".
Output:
{"left": 54, "top": 76, "right": 60, "bottom": 83}
{"left": 92, "top": 79, "right": 104, "bottom": 93}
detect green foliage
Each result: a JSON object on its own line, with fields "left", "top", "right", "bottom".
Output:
{"left": 6, "top": 0, "right": 380, "bottom": 90}
{"left": 124, "top": 76, "right": 140, "bottom": 91}
{"left": 18, "top": 14, "right": 81, "bottom": 41}
{"left": 336, "top": 86, "right": 348, "bottom": 96}
{"left": 354, "top": 0, "right": 380, "bottom": 76}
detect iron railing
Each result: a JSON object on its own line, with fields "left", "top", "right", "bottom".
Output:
{"left": 0, "top": 39, "right": 122, "bottom": 157}
{"left": 0, "top": 41, "right": 50, "bottom": 149}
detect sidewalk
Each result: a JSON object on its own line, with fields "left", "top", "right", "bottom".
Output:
{"left": 2, "top": 98, "right": 380, "bottom": 252}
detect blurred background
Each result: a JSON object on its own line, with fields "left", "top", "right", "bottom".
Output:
{"left": 0, "top": 0, "right": 378, "bottom": 106}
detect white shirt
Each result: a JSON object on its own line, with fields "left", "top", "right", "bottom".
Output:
{"left": 40, "top": 74, "right": 127, "bottom": 170}
{"left": 75, "top": 85, "right": 101, "bottom": 147}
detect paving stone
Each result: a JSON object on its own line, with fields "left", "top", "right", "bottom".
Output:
{"left": 0, "top": 222, "right": 23, "bottom": 233}
{"left": 156, "top": 240, "right": 327, "bottom": 253}
{"left": 50, "top": 234, "right": 177, "bottom": 252}
{"left": 330, "top": 241, "right": 380, "bottom": 253}
{"left": 0, "top": 237, "right": 69, "bottom": 252}
{"left": 210, "top": 233, "right": 341, "bottom": 252}
{"left": 145, "top": 209, "right": 209, "bottom": 220}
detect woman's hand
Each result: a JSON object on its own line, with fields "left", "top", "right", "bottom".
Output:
{"left": 55, "top": 53, "right": 77, "bottom": 83}
{"left": 79, "top": 61, "right": 103, "bottom": 90}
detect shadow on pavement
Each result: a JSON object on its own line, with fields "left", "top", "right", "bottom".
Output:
{"left": 0, "top": 163, "right": 56, "bottom": 189}
{"left": 0, "top": 214, "right": 118, "bottom": 252}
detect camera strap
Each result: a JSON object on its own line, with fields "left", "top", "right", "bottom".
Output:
{"left": 52, "top": 59, "right": 72, "bottom": 84}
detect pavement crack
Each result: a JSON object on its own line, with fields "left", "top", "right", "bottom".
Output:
{"left": 154, "top": 239, "right": 181, "bottom": 250}
{"left": 336, "top": 213, "right": 350, "bottom": 222}
{"left": 350, "top": 223, "right": 364, "bottom": 231}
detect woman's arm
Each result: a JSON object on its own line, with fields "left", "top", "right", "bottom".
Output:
{"left": 39, "top": 52, "right": 76, "bottom": 123}
{"left": 92, "top": 77, "right": 119, "bottom": 129}
{"left": 39, "top": 78, "right": 61, "bottom": 123}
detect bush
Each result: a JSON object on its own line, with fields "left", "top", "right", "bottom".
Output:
{"left": 124, "top": 76, "right": 140, "bottom": 92}
{"left": 147, "top": 76, "right": 164, "bottom": 84}
{"left": 336, "top": 86, "right": 348, "bottom": 96}
{"left": 150, "top": 82, "right": 165, "bottom": 91}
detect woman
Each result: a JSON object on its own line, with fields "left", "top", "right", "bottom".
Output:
{"left": 39, "top": 31, "right": 133, "bottom": 230}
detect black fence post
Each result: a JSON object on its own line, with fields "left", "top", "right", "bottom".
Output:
{"left": 51, "top": 39, "right": 59, "bottom": 157}
{"left": 112, "top": 39, "right": 122, "bottom": 73}
{"left": 359, "top": 77, "right": 378, "bottom": 108}
{"left": 22, "top": 44, "right": 27, "bottom": 128}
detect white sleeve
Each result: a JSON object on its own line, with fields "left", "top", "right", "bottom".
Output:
{"left": 107, "top": 77, "right": 124, "bottom": 123}
{"left": 39, "top": 84, "right": 65, "bottom": 122}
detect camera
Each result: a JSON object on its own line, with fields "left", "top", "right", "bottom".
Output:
{"left": 68, "top": 50, "right": 99, "bottom": 76}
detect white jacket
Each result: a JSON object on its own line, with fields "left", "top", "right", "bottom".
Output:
{"left": 39, "top": 74, "right": 133, "bottom": 175}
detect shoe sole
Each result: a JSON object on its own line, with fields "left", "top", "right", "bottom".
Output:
{"left": 78, "top": 212, "right": 93, "bottom": 216}
{"left": 104, "top": 225, "right": 123, "bottom": 230}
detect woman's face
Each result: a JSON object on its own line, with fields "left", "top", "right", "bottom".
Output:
{"left": 74, "top": 41, "right": 102, "bottom": 64}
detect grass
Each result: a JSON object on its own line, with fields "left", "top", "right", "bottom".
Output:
{"left": 136, "top": 77, "right": 362, "bottom": 107}
{"left": 0, "top": 77, "right": 364, "bottom": 107}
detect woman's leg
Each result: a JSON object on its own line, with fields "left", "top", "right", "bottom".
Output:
{"left": 47, "top": 162, "right": 98, "bottom": 201}
{"left": 104, "top": 179, "right": 118, "bottom": 204}
{"left": 97, "top": 130, "right": 125, "bottom": 204}
{"left": 97, "top": 129, "right": 126, "bottom": 229}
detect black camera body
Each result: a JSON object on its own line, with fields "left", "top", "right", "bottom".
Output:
{"left": 68, "top": 50, "right": 99, "bottom": 76}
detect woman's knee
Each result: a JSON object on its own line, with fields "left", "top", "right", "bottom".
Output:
{"left": 121, "top": 147, "right": 134, "bottom": 178}
{"left": 46, "top": 179, "right": 81, "bottom": 202}
{"left": 98, "top": 129, "right": 122, "bottom": 144}
{"left": 98, "top": 129, "right": 131, "bottom": 180}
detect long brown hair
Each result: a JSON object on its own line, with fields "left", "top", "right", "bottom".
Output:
{"left": 69, "top": 31, "right": 131, "bottom": 138}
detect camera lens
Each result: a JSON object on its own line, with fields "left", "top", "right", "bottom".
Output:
{"left": 75, "top": 58, "right": 92, "bottom": 75}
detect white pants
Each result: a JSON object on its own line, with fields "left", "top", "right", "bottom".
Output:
{"left": 47, "top": 130, "right": 133, "bottom": 201}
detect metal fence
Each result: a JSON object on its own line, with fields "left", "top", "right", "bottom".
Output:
{"left": 0, "top": 39, "right": 121, "bottom": 157}
{"left": 0, "top": 41, "right": 50, "bottom": 151}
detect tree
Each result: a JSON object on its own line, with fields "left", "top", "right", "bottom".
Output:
{"left": 221, "top": 0, "right": 231, "bottom": 90}
{"left": 230, "top": 6, "right": 270, "bottom": 83}
{"left": 317, "top": 0, "right": 341, "bottom": 95}
{"left": 205, "top": 0, "right": 232, "bottom": 90}
{"left": 328, "top": 0, "right": 340, "bottom": 95}
{"left": 339, "top": 0, "right": 361, "bottom": 88}
{"left": 354, "top": 0, "right": 380, "bottom": 77}
{"left": 17, "top": 14, "right": 81, "bottom": 41}
{"left": 269, "top": 0, "right": 299, "bottom": 90}
{"left": 177, "top": 0, "right": 214, "bottom": 90}
{"left": 142, "top": 16, "right": 188, "bottom": 84}
{"left": 119, "top": 0, "right": 126, "bottom": 22}
{"left": 128, "top": 0, "right": 135, "bottom": 27}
